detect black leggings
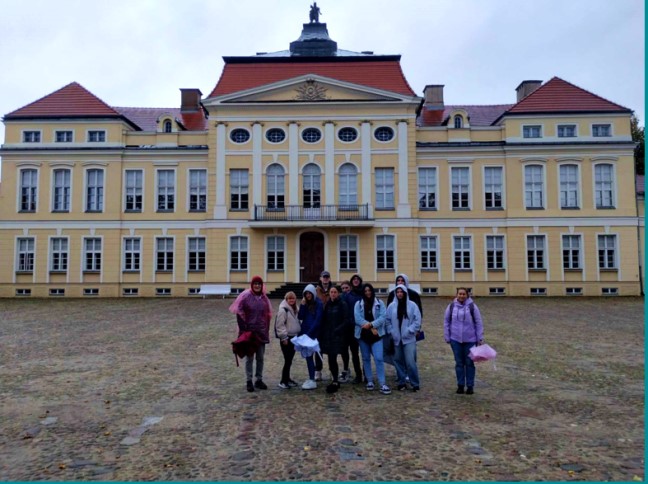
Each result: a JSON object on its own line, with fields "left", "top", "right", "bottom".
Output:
{"left": 327, "top": 352, "right": 340, "bottom": 382}
{"left": 341, "top": 333, "right": 362, "bottom": 377}
{"left": 279, "top": 340, "right": 296, "bottom": 384}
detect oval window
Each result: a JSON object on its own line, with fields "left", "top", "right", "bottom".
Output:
{"left": 266, "top": 128, "right": 286, "bottom": 143}
{"left": 374, "top": 126, "right": 394, "bottom": 142}
{"left": 301, "top": 127, "right": 322, "bottom": 143}
{"left": 230, "top": 128, "right": 250, "bottom": 143}
{"left": 338, "top": 127, "right": 358, "bottom": 142}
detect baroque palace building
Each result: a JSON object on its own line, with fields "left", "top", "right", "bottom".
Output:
{"left": 0, "top": 19, "right": 643, "bottom": 298}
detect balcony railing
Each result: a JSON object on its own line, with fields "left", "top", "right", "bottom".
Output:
{"left": 254, "top": 204, "right": 371, "bottom": 221}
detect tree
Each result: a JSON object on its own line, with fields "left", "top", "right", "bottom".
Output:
{"left": 631, "top": 114, "right": 644, "bottom": 175}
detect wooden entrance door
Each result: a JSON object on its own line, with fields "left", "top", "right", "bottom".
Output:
{"left": 299, "top": 232, "right": 324, "bottom": 282}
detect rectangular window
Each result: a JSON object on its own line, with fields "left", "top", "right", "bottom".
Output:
{"left": 595, "top": 164, "right": 614, "bottom": 208}
{"left": 84, "top": 238, "right": 102, "bottom": 272}
{"left": 50, "top": 237, "right": 68, "bottom": 272}
{"left": 486, "top": 235, "right": 505, "bottom": 270}
{"left": 23, "top": 131, "right": 41, "bottom": 143}
{"left": 156, "top": 237, "right": 174, "bottom": 272}
{"left": 562, "top": 235, "right": 581, "bottom": 269}
{"left": 484, "top": 166, "right": 503, "bottom": 209}
{"left": 451, "top": 167, "right": 470, "bottom": 209}
{"left": 17, "top": 237, "right": 35, "bottom": 272}
{"left": 489, "top": 287, "right": 506, "bottom": 295}
{"left": 420, "top": 235, "right": 438, "bottom": 270}
{"left": 55, "top": 130, "right": 73, "bottom": 142}
{"left": 453, "top": 236, "right": 472, "bottom": 270}
{"left": 375, "top": 168, "right": 394, "bottom": 209}
{"left": 530, "top": 287, "right": 547, "bottom": 296}
{"left": 123, "top": 238, "right": 141, "bottom": 271}
{"left": 188, "top": 237, "right": 206, "bottom": 272}
{"left": 598, "top": 235, "right": 617, "bottom": 269}
{"left": 189, "top": 169, "right": 207, "bottom": 212}
{"left": 418, "top": 167, "right": 437, "bottom": 209}
{"left": 527, "top": 235, "right": 545, "bottom": 270}
{"left": 86, "top": 169, "right": 104, "bottom": 212}
{"left": 339, "top": 235, "right": 358, "bottom": 271}
{"left": 266, "top": 236, "right": 285, "bottom": 271}
{"left": 20, "top": 169, "right": 38, "bottom": 212}
{"left": 230, "top": 236, "right": 248, "bottom": 270}
{"left": 557, "top": 125, "right": 576, "bottom": 138}
{"left": 592, "top": 124, "right": 611, "bottom": 137}
{"left": 125, "top": 170, "right": 143, "bottom": 212}
{"left": 84, "top": 288, "right": 99, "bottom": 296}
{"left": 523, "top": 125, "right": 542, "bottom": 138}
{"left": 88, "top": 130, "right": 106, "bottom": 142}
{"left": 559, "top": 165, "right": 579, "bottom": 208}
{"left": 524, "top": 165, "right": 544, "bottom": 209}
{"left": 230, "top": 169, "right": 249, "bottom": 210}
{"left": 376, "top": 234, "right": 395, "bottom": 270}
{"left": 157, "top": 170, "right": 175, "bottom": 211}
{"left": 52, "top": 169, "right": 70, "bottom": 212}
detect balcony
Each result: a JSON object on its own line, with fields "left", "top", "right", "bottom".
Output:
{"left": 249, "top": 204, "right": 374, "bottom": 228}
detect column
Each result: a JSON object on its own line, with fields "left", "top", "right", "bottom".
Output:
{"left": 289, "top": 123, "right": 299, "bottom": 206}
{"left": 252, "top": 123, "right": 263, "bottom": 217}
{"left": 324, "top": 122, "right": 335, "bottom": 205}
{"left": 214, "top": 123, "right": 227, "bottom": 219}
{"left": 361, "top": 121, "right": 373, "bottom": 218}
{"left": 397, "top": 120, "right": 411, "bottom": 218}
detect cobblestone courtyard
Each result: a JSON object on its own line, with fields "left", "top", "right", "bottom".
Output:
{"left": 0, "top": 296, "right": 644, "bottom": 481}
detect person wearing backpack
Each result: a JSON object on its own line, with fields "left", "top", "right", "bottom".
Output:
{"left": 298, "top": 284, "right": 324, "bottom": 390}
{"left": 275, "top": 291, "right": 301, "bottom": 389}
{"left": 443, "top": 287, "right": 484, "bottom": 395}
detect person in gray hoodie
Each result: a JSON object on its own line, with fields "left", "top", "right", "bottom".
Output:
{"left": 443, "top": 287, "right": 484, "bottom": 395}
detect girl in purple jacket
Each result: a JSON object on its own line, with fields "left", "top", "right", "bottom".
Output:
{"left": 443, "top": 287, "right": 484, "bottom": 395}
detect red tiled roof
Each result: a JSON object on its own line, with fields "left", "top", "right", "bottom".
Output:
{"left": 209, "top": 60, "right": 417, "bottom": 97}
{"left": 114, "top": 107, "right": 208, "bottom": 132}
{"left": 418, "top": 104, "right": 513, "bottom": 127}
{"left": 507, "top": 77, "right": 631, "bottom": 114}
{"left": 5, "top": 82, "right": 121, "bottom": 118}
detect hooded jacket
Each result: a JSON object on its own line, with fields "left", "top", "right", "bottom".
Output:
{"left": 298, "top": 284, "right": 324, "bottom": 339}
{"left": 319, "top": 295, "right": 349, "bottom": 355}
{"left": 386, "top": 273, "right": 423, "bottom": 317}
{"left": 353, "top": 295, "right": 387, "bottom": 339}
{"left": 443, "top": 296, "right": 484, "bottom": 344}
{"left": 275, "top": 298, "right": 301, "bottom": 341}
{"left": 385, "top": 284, "right": 422, "bottom": 345}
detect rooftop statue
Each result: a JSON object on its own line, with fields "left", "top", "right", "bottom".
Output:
{"left": 309, "top": 2, "right": 322, "bottom": 23}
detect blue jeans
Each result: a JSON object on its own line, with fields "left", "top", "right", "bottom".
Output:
{"left": 358, "top": 338, "right": 386, "bottom": 385}
{"left": 450, "top": 340, "right": 476, "bottom": 387}
{"left": 394, "top": 341, "right": 419, "bottom": 387}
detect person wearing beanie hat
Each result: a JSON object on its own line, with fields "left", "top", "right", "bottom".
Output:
{"left": 229, "top": 276, "right": 273, "bottom": 392}
{"left": 297, "top": 284, "right": 324, "bottom": 389}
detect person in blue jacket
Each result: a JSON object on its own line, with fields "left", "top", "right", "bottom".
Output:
{"left": 298, "top": 284, "right": 324, "bottom": 390}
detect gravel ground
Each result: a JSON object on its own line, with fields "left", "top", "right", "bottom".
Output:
{"left": 0, "top": 296, "right": 643, "bottom": 481}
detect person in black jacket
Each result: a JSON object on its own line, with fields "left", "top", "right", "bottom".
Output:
{"left": 319, "top": 285, "right": 349, "bottom": 393}
{"left": 340, "top": 274, "right": 364, "bottom": 384}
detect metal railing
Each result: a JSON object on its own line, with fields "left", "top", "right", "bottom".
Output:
{"left": 254, "top": 204, "right": 370, "bottom": 221}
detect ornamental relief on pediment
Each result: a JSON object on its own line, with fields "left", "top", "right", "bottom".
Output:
{"left": 294, "top": 80, "right": 329, "bottom": 101}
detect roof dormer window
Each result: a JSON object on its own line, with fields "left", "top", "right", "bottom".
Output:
{"left": 454, "top": 115, "right": 463, "bottom": 129}
{"left": 163, "top": 120, "right": 173, "bottom": 133}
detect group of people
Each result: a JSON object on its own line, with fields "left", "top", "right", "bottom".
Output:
{"left": 229, "top": 272, "right": 485, "bottom": 396}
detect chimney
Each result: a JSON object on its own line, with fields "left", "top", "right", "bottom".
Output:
{"left": 515, "top": 80, "right": 542, "bottom": 102}
{"left": 423, "top": 85, "right": 444, "bottom": 107}
{"left": 180, "top": 88, "right": 202, "bottom": 112}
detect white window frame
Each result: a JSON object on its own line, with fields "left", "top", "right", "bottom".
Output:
{"left": 266, "top": 235, "right": 285, "bottom": 271}
{"left": 22, "top": 130, "right": 41, "bottom": 143}
{"left": 558, "top": 163, "right": 580, "bottom": 209}
{"left": 418, "top": 167, "right": 437, "bottom": 210}
{"left": 124, "top": 169, "right": 144, "bottom": 212}
{"left": 156, "top": 169, "right": 176, "bottom": 212}
{"left": 522, "top": 125, "right": 542, "bottom": 139}
{"left": 592, "top": 124, "right": 612, "bottom": 137}
{"left": 450, "top": 166, "right": 471, "bottom": 210}
{"left": 593, "top": 163, "right": 616, "bottom": 209}
{"left": 266, "top": 163, "right": 285, "bottom": 210}
{"left": 55, "top": 130, "right": 74, "bottom": 143}
{"left": 230, "top": 236, "right": 248, "bottom": 271}
{"left": 87, "top": 130, "right": 106, "bottom": 142}
{"left": 562, "top": 234, "right": 582, "bottom": 270}
{"left": 339, "top": 234, "right": 358, "bottom": 271}
{"left": 597, "top": 234, "right": 618, "bottom": 270}
{"left": 155, "top": 237, "right": 174, "bottom": 272}
{"left": 526, "top": 235, "right": 546, "bottom": 270}
{"left": 483, "top": 166, "right": 504, "bottom": 210}
{"left": 337, "top": 126, "right": 358, "bottom": 143}
{"left": 420, "top": 235, "right": 438, "bottom": 270}
{"left": 85, "top": 168, "right": 104, "bottom": 212}
{"left": 485, "top": 235, "right": 505, "bottom": 270}
{"left": 376, "top": 234, "right": 395, "bottom": 270}
{"left": 338, "top": 163, "right": 358, "bottom": 208}
{"left": 83, "top": 237, "right": 102, "bottom": 272}
{"left": 230, "top": 169, "right": 249, "bottom": 211}
{"left": 19, "top": 168, "right": 38, "bottom": 212}
{"left": 188, "top": 169, "right": 207, "bottom": 212}
{"left": 16, "top": 237, "right": 35, "bottom": 272}
{"left": 524, "top": 164, "right": 545, "bottom": 209}
{"left": 52, "top": 168, "right": 71, "bottom": 212}
{"left": 49, "top": 236, "right": 69, "bottom": 272}
{"left": 188, "top": 236, "right": 206, "bottom": 272}
{"left": 375, "top": 168, "right": 395, "bottom": 210}
{"left": 123, "top": 237, "right": 141, "bottom": 272}
{"left": 453, "top": 235, "right": 472, "bottom": 270}
{"left": 557, "top": 124, "right": 577, "bottom": 138}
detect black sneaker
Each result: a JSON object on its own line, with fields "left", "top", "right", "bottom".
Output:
{"left": 352, "top": 375, "right": 363, "bottom": 384}
{"left": 397, "top": 384, "right": 407, "bottom": 391}
{"left": 466, "top": 386, "right": 474, "bottom": 395}
{"left": 456, "top": 385, "right": 465, "bottom": 394}
{"left": 326, "top": 382, "right": 340, "bottom": 394}
{"left": 255, "top": 380, "right": 268, "bottom": 390}
{"left": 411, "top": 386, "right": 420, "bottom": 392}
{"left": 287, "top": 379, "right": 298, "bottom": 387}
{"left": 246, "top": 381, "right": 254, "bottom": 392}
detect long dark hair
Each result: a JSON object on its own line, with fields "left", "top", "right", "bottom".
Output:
{"left": 362, "top": 283, "right": 376, "bottom": 304}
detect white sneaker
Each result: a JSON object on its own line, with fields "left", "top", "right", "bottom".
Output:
{"left": 301, "top": 379, "right": 317, "bottom": 390}
{"left": 277, "top": 382, "right": 290, "bottom": 389}
{"left": 314, "top": 371, "right": 322, "bottom": 381}
{"left": 380, "top": 384, "right": 392, "bottom": 395}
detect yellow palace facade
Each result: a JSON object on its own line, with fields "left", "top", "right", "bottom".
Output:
{"left": 0, "top": 21, "right": 642, "bottom": 298}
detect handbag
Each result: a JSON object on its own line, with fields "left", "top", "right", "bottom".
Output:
{"left": 383, "top": 332, "right": 395, "bottom": 355}
{"left": 415, "top": 330, "right": 425, "bottom": 341}
{"left": 360, "top": 327, "right": 381, "bottom": 344}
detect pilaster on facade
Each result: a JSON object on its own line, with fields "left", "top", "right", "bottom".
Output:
{"left": 289, "top": 123, "right": 299, "bottom": 205}
{"left": 361, "top": 121, "right": 374, "bottom": 218}
{"left": 397, "top": 121, "right": 411, "bottom": 218}
{"left": 252, "top": 123, "right": 263, "bottom": 214}
{"left": 324, "top": 122, "right": 335, "bottom": 205}
{"left": 214, "top": 123, "right": 227, "bottom": 219}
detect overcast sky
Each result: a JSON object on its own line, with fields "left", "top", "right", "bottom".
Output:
{"left": 0, "top": 0, "right": 644, "bottom": 156}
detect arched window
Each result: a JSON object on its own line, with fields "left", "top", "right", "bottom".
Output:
{"left": 454, "top": 115, "right": 463, "bottom": 129}
{"left": 163, "top": 120, "right": 173, "bottom": 133}
{"left": 302, "top": 164, "right": 321, "bottom": 208}
{"left": 338, "top": 163, "right": 357, "bottom": 208}
{"left": 266, "top": 164, "right": 285, "bottom": 210}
